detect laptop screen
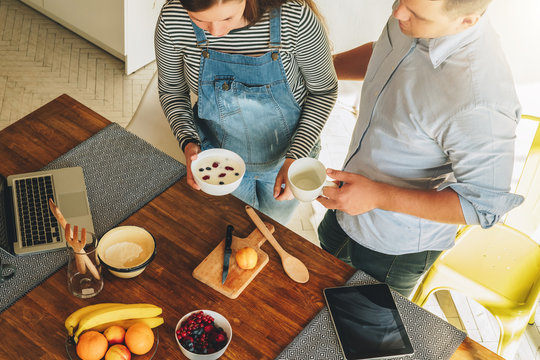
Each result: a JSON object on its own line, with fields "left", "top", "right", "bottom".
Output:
{"left": 0, "top": 175, "right": 14, "bottom": 253}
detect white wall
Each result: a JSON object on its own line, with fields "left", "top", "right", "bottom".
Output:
{"left": 316, "top": 0, "right": 540, "bottom": 115}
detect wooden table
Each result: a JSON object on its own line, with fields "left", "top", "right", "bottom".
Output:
{"left": 0, "top": 95, "right": 502, "bottom": 359}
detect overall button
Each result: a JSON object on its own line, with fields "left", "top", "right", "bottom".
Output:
{"left": 202, "top": 50, "right": 209, "bottom": 58}
{"left": 222, "top": 83, "right": 230, "bottom": 91}
{"left": 271, "top": 53, "right": 279, "bottom": 61}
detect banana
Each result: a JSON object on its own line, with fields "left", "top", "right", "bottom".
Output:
{"left": 74, "top": 303, "right": 162, "bottom": 342}
{"left": 65, "top": 303, "right": 123, "bottom": 336}
{"left": 90, "top": 316, "right": 165, "bottom": 332}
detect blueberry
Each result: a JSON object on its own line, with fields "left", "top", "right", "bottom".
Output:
{"left": 219, "top": 181, "right": 224, "bottom": 185}
{"left": 206, "top": 167, "right": 211, "bottom": 170}
{"left": 199, "top": 168, "right": 204, "bottom": 172}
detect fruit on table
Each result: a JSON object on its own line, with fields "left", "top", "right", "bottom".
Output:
{"left": 91, "top": 316, "right": 164, "bottom": 332}
{"left": 76, "top": 330, "right": 108, "bottom": 360}
{"left": 105, "top": 344, "right": 131, "bottom": 360}
{"left": 235, "top": 247, "right": 258, "bottom": 269}
{"left": 103, "top": 325, "right": 126, "bottom": 345}
{"left": 65, "top": 303, "right": 122, "bottom": 336}
{"left": 176, "top": 311, "right": 228, "bottom": 354}
{"left": 125, "top": 323, "right": 155, "bottom": 355}
{"left": 73, "top": 303, "right": 162, "bottom": 342}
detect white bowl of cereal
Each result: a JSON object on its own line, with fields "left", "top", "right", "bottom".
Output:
{"left": 191, "top": 149, "right": 246, "bottom": 196}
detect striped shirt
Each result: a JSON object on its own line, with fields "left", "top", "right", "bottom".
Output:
{"left": 154, "top": 0, "right": 338, "bottom": 159}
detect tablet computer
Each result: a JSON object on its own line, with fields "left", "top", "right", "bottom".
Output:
{"left": 323, "top": 283, "right": 414, "bottom": 359}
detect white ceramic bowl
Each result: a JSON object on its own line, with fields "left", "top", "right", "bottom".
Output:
{"left": 191, "top": 149, "right": 245, "bottom": 196}
{"left": 96, "top": 226, "right": 156, "bottom": 278}
{"left": 175, "top": 310, "right": 232, "bottom": 360}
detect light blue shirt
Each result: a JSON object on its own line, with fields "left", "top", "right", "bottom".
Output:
{"left": 337, "top": 15, "right": 524, "bottom": 255}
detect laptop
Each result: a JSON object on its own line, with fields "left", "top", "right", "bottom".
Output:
{"left": 0, "top": 166, "right": 94, "bottom": 256}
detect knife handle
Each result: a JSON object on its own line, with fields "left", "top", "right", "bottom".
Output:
{"left": 225, "top": 225, "right": 234, "bottom": 248}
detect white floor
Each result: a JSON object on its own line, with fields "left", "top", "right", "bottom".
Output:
{"left": 1, "top": 0, "right": 539, "bottom": 358}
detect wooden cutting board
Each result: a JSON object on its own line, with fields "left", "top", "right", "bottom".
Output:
{"left": 192, "top": 223, "right": 273, "bottom": 299}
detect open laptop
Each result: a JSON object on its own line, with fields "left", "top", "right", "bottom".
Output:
{"left": 0, "top": 166, "right": 94, "bottom": 256}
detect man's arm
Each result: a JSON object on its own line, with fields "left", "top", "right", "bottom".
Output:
{"left": 333, "top": 42, "right": 374, "bottom": 81}
{"left": 318, "top": 169, "right": 466, "bottom": 224}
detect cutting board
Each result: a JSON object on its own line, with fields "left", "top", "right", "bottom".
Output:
{"left": 192, "top": 223, "right": 273, "bottom": 299}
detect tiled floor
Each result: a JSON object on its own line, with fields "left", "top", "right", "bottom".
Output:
{"left": 1, "top": 1, "right": 539, "bottom": 359}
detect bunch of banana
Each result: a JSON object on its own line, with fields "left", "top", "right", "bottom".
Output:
{"left": 65, "top": 303, "right": 163, "bottom": 342}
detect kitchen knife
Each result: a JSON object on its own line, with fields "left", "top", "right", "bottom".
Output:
{"left": 222, "top": 225, "right": 234, "bottom": 284}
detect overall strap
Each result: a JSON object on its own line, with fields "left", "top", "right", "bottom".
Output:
{"left": 191, "top": 20, "right": 208, "bottom": 48}
{"left": 269, "top": 7, "right": 281, "bottom": 49}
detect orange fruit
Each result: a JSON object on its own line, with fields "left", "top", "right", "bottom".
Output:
{"left": 125, "top": 323, "right": 154, "bottom": 355}
{"left": 235, "top": 247, "right": 258, "bottom": 269}
{"left": 76, "top": 330, "right": 108, "bottom": 360}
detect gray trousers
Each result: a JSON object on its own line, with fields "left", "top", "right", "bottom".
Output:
{"left": 317, "top": 210, "right": 442, "bottom": 297}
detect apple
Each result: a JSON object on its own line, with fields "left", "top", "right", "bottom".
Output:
{"left": 105, "top": 344, "right": 131, "bottom": 360}
{"left": 235, "top": 247, "right": 258, "bottom": 270}
{"left": 103, "top": 325, "right": 126, "bottom": 345}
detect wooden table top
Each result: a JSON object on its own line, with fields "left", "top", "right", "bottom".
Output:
{"left": 0, "top": 95, "right": 502, "bottom": 359}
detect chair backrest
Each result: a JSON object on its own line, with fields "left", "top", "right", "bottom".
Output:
{"left": 504, "top": 115, "right": 540, "bottom": 238}
{"left": 126, "top": 71, "right": 187, "bottom": 164}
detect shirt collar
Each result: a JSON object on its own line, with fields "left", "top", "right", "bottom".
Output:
{"left": 419, "top": 15, "right": 486, "bottom": 69}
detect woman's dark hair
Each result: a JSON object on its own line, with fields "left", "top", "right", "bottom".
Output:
{"left": 179, "top": 0, "right": 323, "bottom": 25}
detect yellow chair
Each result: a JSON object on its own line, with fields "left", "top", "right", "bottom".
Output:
{"left": 411, "top": 115, "right": 540, "bottom": 359}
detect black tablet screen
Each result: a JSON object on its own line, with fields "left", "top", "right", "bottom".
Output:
{"left": 324, "top": 284, "right": 414, "bottom": 359}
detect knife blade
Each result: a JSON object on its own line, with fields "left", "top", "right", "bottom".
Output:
{"left": 222, "top": 225, "right": 234, "bottom": 284}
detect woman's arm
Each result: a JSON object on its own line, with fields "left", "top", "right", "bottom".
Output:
{"left": 287, "top": 4, "right": 339, "bottom": 160}
{"left": 274, "top": 4, "right": 338, "bottom": 200}
{"left": 154, "top": 7, "right": 200, "bottom": 152}
{"left": 155, "top": 6, "right": 202, "bottom": 190}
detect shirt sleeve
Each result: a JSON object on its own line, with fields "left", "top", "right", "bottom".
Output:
{"left": 154, "top": 9, "right": 201, "bottom": 152}
{"left": 286, "top": 5, "right": 338, "bottom": 159}
{"left": 436, "top": 107, "right": 524, "bottom": 228}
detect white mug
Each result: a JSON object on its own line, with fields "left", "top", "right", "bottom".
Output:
{"left": 287, "top": 158, "right": 337, "bottom": 202}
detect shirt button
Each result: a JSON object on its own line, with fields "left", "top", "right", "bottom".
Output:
{"left": 222, "top": 83, "right": 229, "bottom": 91}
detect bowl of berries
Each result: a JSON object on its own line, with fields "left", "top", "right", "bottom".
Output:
{"left": 191, "top": 148, "right": 246, "bottom": 196}
{"left": 175, "top": 310, "right": 232, "bottom": 360}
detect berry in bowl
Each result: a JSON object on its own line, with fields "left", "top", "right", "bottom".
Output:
{"left": 191, "top": 149, "right": 245, "bottom": 196}
{"left": 175, "top": 310, "right": 232, "bottom": 360}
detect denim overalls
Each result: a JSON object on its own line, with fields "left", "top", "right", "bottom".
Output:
{"left": 191, "top": 7, "right": 300, "bottom": 224}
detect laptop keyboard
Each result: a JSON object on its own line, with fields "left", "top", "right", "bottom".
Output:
{"left": 14, "top": 175, "right": 61, "bottom": 247}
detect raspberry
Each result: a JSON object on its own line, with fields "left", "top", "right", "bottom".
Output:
{"left": 218, "top": 173, "right": 226, "bottom": 177}
{"left": 216, "top": 333, "right": 226, "bottom": 343}
{"left": 202, "top": 175, "right": 210, "bottom": 180}
{"left": 212, "top": 162, "right": 219, "bottom": 168}
{"left": 225, "top": 166, "right": 234, "bottom": 171}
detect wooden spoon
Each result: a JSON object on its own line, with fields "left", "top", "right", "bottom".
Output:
{"left": 51, "top": 199, "right": 100, "bottom": 280}
{"left": 80, "top": 228, "right": 101, "bottom": 280}
{"left": 66, "top": 224, "right": 86, "bottom": 274}
{"left": 245, "top": 205, "right": 309, "bottom": 283}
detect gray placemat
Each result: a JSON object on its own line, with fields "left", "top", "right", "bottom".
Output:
{"left": 0, "top": 123, "right": 185, "bottom": 312}
{"left": 276, "top": 271, "right": 467, "bottom": 360}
